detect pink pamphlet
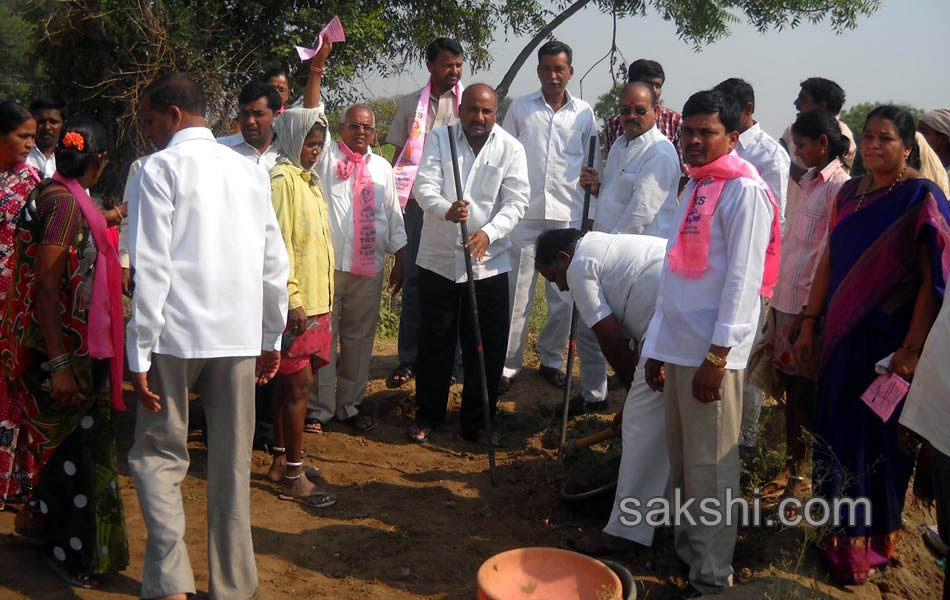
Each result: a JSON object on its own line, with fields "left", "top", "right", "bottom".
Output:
{"left": 859, "top": 373, "right": 910, "bottom": 422}
{"left": 295, "top": 16, "right": 346, "bottom": 61}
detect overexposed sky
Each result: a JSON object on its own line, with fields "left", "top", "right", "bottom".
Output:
{"left": 363, "top": 0, "right": 948, "bottom": 138}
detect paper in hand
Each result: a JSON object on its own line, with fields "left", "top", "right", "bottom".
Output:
{"left": 295, "top": 16, "right": 346, "bottom": 61}
{"left": 860, "top": 372, "right": 910, "bottom": 422}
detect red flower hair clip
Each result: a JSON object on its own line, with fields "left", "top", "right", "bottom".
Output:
{"left": 62, "top": 131, "right": 85, "bottom": 152}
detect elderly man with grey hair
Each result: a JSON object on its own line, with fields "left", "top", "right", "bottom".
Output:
{"left": 301, "top": 39, "right": 408, "bottom": 435}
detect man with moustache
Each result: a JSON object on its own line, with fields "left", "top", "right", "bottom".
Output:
{"left": 642, "top": 90, "right": 778, "bottom": 597}
{"left": 217, "top": 81, "right": 281, "bottom": 171}
{"left": 301, "top": 40, "right": 408, "bottom": 434}
{"left": 386, "top": 38, "right": 466, "bottom": 390}
{"left": 499, "top": 40, "right": 600, "bottom": 395}
{"left": 407, "top": 84, "right": 529, "bottom": 444}
{"left": 583, "top": 81, "right": 681, "bottom": 237}
{"left": 26, "top": 97, "right": 65, "bottom": 177}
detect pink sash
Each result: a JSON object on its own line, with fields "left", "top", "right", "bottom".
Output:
{"left": 51, "top": 173, "right": 125, "bottom": 411}
{"left": 668, "top": 154, "right": 781, "bottom": 297}
{"left": 392, "top": 80, "right": 463, "bottom": 207}
{"left": 336, "top": 141, "right": 377, "bottom": 276}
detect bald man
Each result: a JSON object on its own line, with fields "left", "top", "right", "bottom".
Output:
{"left": 407, "top": 84, "right": 529, "bottom": 444}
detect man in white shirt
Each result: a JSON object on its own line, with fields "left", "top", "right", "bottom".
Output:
{"left": 713, "top": 77, "right": 790, "bottom": 455}
{"left": 500, "top": 40, "right": 601, "bottom": 395}
{"left": 25, "top": 97, "right": 65, "bottom": 177}
{"left": 301, "top": 48, "right": 409, "bottom": 432}
{"left": 216, "top": 81, "right": 281, "bottom": 171}
{"left": 643, "top": 90, "right": 774, "bottom": 596}
{"left": 901, "top": 295, "right": 950, "bottom": 599}
{"left": 407, "top": 84, "right": 529, "bottom": 444}
{"left": 535, "top": 228, "right": 670, "bottom": 555}
{"left": 584, "top": 82, "right": 681, "bottom": 238}
{"left": 125, "top": 73, "right": 289, "bottom": 600}
{"left": 386, "top": 38, "right": 466, "bottom": 390}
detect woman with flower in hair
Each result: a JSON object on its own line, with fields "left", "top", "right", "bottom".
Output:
{"left": 0, "top": 100, "right": 40, "bottom": 512}
{"left": 0, "top": 117, "right": 128, "bottom": 588}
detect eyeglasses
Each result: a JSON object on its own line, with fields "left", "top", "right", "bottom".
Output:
{"left": 619, "top": 106, "right": 650, "bottom": 117}
{"left": 346, "top": 123, "right": 376, "bottom": 133}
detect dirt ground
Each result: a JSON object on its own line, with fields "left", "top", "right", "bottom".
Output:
{"left": 0, "top": 336, "right": 945, "bottom": 599}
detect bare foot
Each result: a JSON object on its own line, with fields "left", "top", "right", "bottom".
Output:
{"left": 267, "top": 454, "right": 286, "bottom": 483}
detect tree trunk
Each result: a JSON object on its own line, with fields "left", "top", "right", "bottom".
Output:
{"left": 494, "top": 0, "right": 595, "bottom": 101}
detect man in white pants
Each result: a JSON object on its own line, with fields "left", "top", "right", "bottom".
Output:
{"left": 500, "top": 40, "right": 601, "bottom": 397}
{"left": 125, "top": 73, "right": 289, "bottom": 600}
{"left": 535, "top": 228, "right": 669, "bottom": 553}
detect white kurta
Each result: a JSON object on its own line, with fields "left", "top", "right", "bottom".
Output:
{"left": 593, "top": 127, "right": 681, "bottom": 237}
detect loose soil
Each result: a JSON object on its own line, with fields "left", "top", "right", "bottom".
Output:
{"left": 0, "top": 338, "right": 944, "bottom": 599}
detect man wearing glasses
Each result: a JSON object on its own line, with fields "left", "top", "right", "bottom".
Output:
{"left": 581, "top": 81, "right": 681, "bottom": 238}
{"left": 302, "top": 41, "right": 408, "bottom": 434}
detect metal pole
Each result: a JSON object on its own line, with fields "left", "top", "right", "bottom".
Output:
{"left": 558, "top": 135, "right": 597, "bottom": 463}
{"left": 447, "top": 124, "right": 498, "bottom": 486}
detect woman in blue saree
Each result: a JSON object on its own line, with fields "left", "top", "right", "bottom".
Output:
{"left": 794, "top": 105, "right": 950, "bottom": 585}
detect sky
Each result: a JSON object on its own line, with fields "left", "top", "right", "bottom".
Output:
{"left": 368, "top": 0, "right": 949, "bottom": 139}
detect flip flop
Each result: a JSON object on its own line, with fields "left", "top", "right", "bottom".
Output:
{"left": 278, "top": 491, "right": 337, "bottom": 508}
{"left": 538, "top": 366, "right": 567, "bottom": 389}
{"left": 304, "top": 419, "right": 324, "bottom": 434}
{"left": 386, "top": 363, "right": 415, "bottom": 389}
{"left": 407, "top": 424, "right": 431, "bottom": 444}
{"left": 757, "top": 468, "right": 791, "bottom": 500}
{"left": 343, "top": 414, "right": 376, "bottom": 433}
{"left": 498, "top": 376, "right": 513, "bottom": 396}
{"left": 47, "top": 558, "right": 100, "bottom": 589}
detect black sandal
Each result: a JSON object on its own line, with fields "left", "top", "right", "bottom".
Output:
{"left": 47, "top": 557, "right": 100, "bottom": 589}
{"left": 386, "top": 362, "right": 415, "bottom": 389}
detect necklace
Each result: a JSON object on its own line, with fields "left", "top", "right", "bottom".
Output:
{"left": 855, "top": 165, "right": 907, "bottom": 210}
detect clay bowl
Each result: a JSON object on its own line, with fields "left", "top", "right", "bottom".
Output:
{"left": 477, "top": 547, "right": 623, "bottom": 600}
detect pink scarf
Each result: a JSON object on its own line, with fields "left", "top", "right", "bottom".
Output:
{"left": 668, "top": 153, "right": 781, "bottom": 297}
{"left": 51, "top": 173, "right": 125, "bottom": 411}
{"left": 392, "top": 79, "right": 464, "bottom": 208}
{"left": 335, "top": 141, "right": 377, "bottom": 277}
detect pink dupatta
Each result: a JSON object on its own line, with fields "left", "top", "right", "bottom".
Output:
{"left": 51, "top": 173, "right": 125, "bottom": 411}
{"left": 668, "top": 153, "right": 781, "bottom": 297}
{"left": 336, "top": 141, "right": 377, "bottom": 276}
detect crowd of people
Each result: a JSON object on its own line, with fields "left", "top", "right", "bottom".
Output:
{"left": 0, "top": 26, "right": 948, "bottom": 600}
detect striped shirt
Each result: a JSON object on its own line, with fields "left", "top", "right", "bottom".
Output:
{"left": 770, "top": 159, "right": 850, "bottom": 315}
{"left": 603, "top": 104, "right": 684, "bottom": 172}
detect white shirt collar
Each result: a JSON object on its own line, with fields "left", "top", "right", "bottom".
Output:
{"left": 738, "top": 122, "right": 762, "bottom": 150}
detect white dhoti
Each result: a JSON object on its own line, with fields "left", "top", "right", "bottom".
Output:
{"left": 602, "top": 362, "right": 670, "bottom": 546}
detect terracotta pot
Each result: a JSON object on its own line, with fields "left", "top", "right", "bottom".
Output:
{"left": 477, "top": 547, "right": 622, "bottom": 600}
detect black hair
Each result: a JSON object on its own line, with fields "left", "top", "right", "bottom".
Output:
{"left": 682, "top": 90, "right": 740, "bottom": 134}
{"left": 627, "top": 59, "right": 665, "bottom": 84}
{"left": 625, "top": 81, "right": 658, "bottom": 107}
{"left": 425, "top": 38, "right": 464, "bottom": 62}
{"left": 142, "top": 72, "right": 208, "bottom": 118}
{"left": 28, "top": 97, "right": 66, "bottom": 119}
{"left": 799, "top": 77, "right": 846, "bottom": 115}
{"left": 263, "top": 67, "right": 290, "bottom": 82}
{"left": 865, "top": 104, "right": 917, "bottom": 148}
{"left": 713, "top": 78, "right": 755, "bottom": 112}
{"left": 537, "top": 40, "right": 573, "bottom": 65}
{"left": 55, "top": 117, "right": 109, "bottom": 179}
{"left": 791, "top": 109, "right": 850, "bottom": 162}
{"left": 535, "top": 228, "right": 582, "bottom": 265}
{"left": 238, "top": 81, "right": 282, "bottom": 113}
{"left": 0, "top": 100, "right": 33, "bottom": 135}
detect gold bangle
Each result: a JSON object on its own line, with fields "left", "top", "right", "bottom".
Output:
{"left": 704, "top": 351, "right": 727, "bottom": 368}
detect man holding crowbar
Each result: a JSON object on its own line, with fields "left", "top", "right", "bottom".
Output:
{"left": 408, "top": 85, "right": 528, "bottom": 483}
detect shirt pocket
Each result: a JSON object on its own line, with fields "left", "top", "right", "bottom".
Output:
{"left": 556, "top": 123, "right": 585, "bottom": 157}
{"left": 474, "top": 164, "right": 505, "bottom": 201}
{"left": 789, "top": 202, "right": 828, "bottom": 246}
